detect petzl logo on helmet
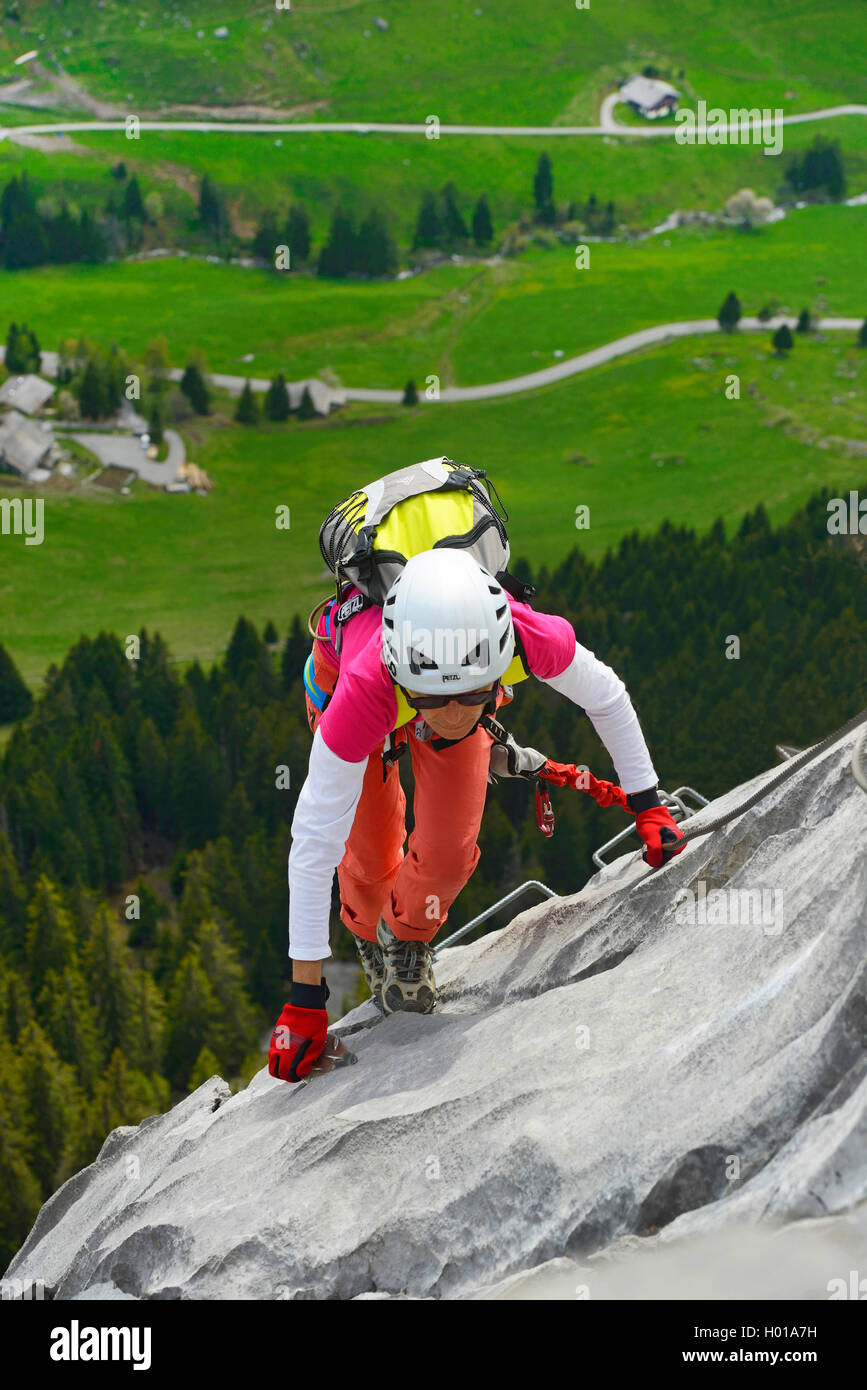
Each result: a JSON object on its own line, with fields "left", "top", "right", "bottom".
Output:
{"left": 337, "top": 593, "right": 365, "bottom": 623}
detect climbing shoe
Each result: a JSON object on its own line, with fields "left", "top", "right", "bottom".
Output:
{"left": 354, "top": 934, "right": 385, "bottom": 1013}
{"left": 376, "top": 916, "right": 438, "bottom": 1015}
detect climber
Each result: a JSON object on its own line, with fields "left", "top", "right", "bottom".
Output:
{"left": 268, "top": 547, "right": 684, "bottom": 1084}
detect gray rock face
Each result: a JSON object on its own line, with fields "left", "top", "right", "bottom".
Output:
{"left": 6, "top": 731, "right": 866, "bottom": 1299}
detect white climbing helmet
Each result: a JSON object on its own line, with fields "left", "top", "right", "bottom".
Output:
{"left": 380, "top": 548, "right": 515, "bottom": 695}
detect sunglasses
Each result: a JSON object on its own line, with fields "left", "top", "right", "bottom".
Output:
{"left": 401, "top": 681, "right": 497, "bottom": 711}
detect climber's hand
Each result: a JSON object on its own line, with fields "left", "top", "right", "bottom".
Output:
{"left": 634, "top": 806, "right": 686, "bottom": 868}
{"left": 268, "top": 979, "right": 330, "bottom": 1083}
{"left": 488, "top": 732, "right": 547, "bottom": 782}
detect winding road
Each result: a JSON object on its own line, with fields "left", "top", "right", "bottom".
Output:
{"left": 0, "top": 101, "right": 865, "bottom": 143}
{"left": 210, "top": 317, "right": 865, "bottom": 403}
{"left": 2, "top": 321, "right": 863, "bottom": 412}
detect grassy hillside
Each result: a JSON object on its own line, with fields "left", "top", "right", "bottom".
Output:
{"left": 1, "top": 114, "right": 865, "bottom": 246}
{"left": 0, "top": 203, "right": 863, "bottom": 388}
{"left": 1, "top": 333, "right": 863, "bottom": 687}
{"left": 2, "top": 0, "right": 865, "bottom": 122}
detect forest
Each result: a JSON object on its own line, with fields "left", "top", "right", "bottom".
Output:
{"left": 0, "top": 482, "right": 865, "bottom": 1266}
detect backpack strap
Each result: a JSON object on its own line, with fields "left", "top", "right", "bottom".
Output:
{"left": 332, "top": 586, "right": 376, "bottom": 657}
{"left": 496, "top": 569, "right": 536, "bottom": 605}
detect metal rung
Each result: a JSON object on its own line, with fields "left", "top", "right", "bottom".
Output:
{"left": 591, "top": 785, "right": 709, "bottom": 869}
{"left": 432, "top": 879, "right": 557, "bottom": 957}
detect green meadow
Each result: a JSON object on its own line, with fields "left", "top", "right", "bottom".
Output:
{"left": 0, "top": 202, "right": 864, "bottom": 391}
{"left": 2, "top": 0, "right": 864, "bottom": 123}
{"left": 1, "top": 0, "right": 865, "bottom": 694}
{"left": 2, "top": 332, "right": 863, "bottom": 688}
{"left": 1, "top": 117, "right": 865, "bottom": 245}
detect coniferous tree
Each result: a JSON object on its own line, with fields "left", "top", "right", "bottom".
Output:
{"left": 718, "top": 291, "right": 742, "bottom": 332}
{"left": 78, "top": 360, "right": 108, "bottom": 419}
{"left": 297, "top": 384, "right": 316, "bottom": 420}
{"left": 121, "top": 175, "right": 145, "bottom": 244}
{"left": 440, "top": 182, "right": 468, "bottom": 242}
{"left": 179, "top": 363, "right": 210, "bottom": 415}
{"left": 196, "top": 919, "right": 258, "bottom": 1072}
{"left": 317, "top": 205, "right": 357, "bottom": 277}
{"left": 125, "top": 876, "right": 163, "bottom": 951}
{"left": 533, "top": 152, "right": 555, "bottom": 223}
{"left": 796, "top": 308, "right": 811, "bottom": 333}
{"left": 251, "top": 209, "right": 280, "bottom": 263}
{"left": 37, "top": 963, "right": 103, "bottom": 1090}
{"left": 784, "top": 136, "right": 846, "bottom": 200}
{"left": 77, "top": 209, "right": 106, "bottom": 262}
{"left": 285, "top": 204, "right": 311, "bottom": 263}
{"left": 412, "top": 191, "right": 443, "bottom": 250}
{"left": 187, "top": 1044, "right": 222, "bottom": 1091}
{"left": 264, "top": 373, "right": 290, "bottom": 421}
{"left": 128, "top": 970, "right": 167, "bottom": 1076}
{"left": 0, "top": 644, "right": 33, "bottom": 724}
{"left": 4, "top": 320, "right": 40, "bottom": 373}
{"left": 0, "top": 831, "right": 28, "bottom": 964}
{"left": 166, "top": 708, "right": 226, "bottom": 847}
{"left": 263, "top": 620, "right": 279, "bottom": 645}
{"left": 164, "top": 946, "right": 221, "bottom": 1088}
{"left": 84, "top": 904, "right": 138, "bottom": 1055}
{"left": 858, "top": 319, "right": 867, "bottom": 347}
{"left": 472, "top": 194, "right": 493, "bottom": 246}
{"left": 403, "top": 379, "right": 418, "bottom": 405}
{"left": 281, "top": 614, "right": 308, "bottom": 690}
{"left": 235, "top": 379, "right": 258, "bottom": 424}
{"left": 226, "top": 616, "right": 262, "bottom": 681}
{"left": 250, "top": 924, "right": 285, "bottom": 1012}
{"left": 1, "top": 210, "right": 47, "bottom": 268}
{"left": 82, "top": 1049, "right": 166, "bottom": 1161}
{"left": 16, "top": 1020, "right": 85, "bottom": 1194}
{"left": 772, "top": 323, "right": 794, "bottom": 354}
{"left": 198, "top": 174, "right": 226, "bottom": 241}
{"left": 25, "top": 877, "right": 78, "bottom": 999}
{"left": 356, "top": 207, "right": 397, "bottom": 277}
{"left": 0, "top": 1085, "right": 42, "bottom": 1271}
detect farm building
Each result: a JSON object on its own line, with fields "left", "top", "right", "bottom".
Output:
{"left": 0, "top": 409, "right": 60, "bottom": 479}
{"left": 619, "top": 75, "right": 679, "bottom": 118}
{"left": 0, "top": 373, "right": 56, "bottom": 415}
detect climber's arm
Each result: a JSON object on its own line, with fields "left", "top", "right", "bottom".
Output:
{"left": 539, "top": 641, "right": 658, "bottom": 796}
{"left": 287, "top": 726, "right": 367, "bottom": 975}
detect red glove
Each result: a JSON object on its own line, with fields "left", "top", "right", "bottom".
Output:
{"left": 634, "top": 806, "right": 686, "bottom": 868}
{"left": 268, "top": 979, "right": 330, "bottom": 1083}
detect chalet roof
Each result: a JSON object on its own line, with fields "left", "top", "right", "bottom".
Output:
{"left": 619, "top": 75, "right": 680, "bottom": 110}
{"left": 0, "top": 373, "right": 56, "bottom": 415}
{"left": 0, "top": 409, "right": 54, "bottom": 476}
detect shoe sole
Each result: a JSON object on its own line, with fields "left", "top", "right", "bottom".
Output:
{"left": 382, "top": 984, "right": 437, "bottom": 1015}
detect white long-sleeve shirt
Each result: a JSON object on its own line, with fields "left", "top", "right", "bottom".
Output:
{"left": 287, "top": 638, "right": 657, "bottom": 961}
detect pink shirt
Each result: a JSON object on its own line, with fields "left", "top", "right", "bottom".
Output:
{"left": 317, "top": 589, "right": 576, "bottom": 763}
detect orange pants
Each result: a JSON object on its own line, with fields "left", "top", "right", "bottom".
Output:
{"left": 305, "top": 639, "right": 503, "bottom": 944}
